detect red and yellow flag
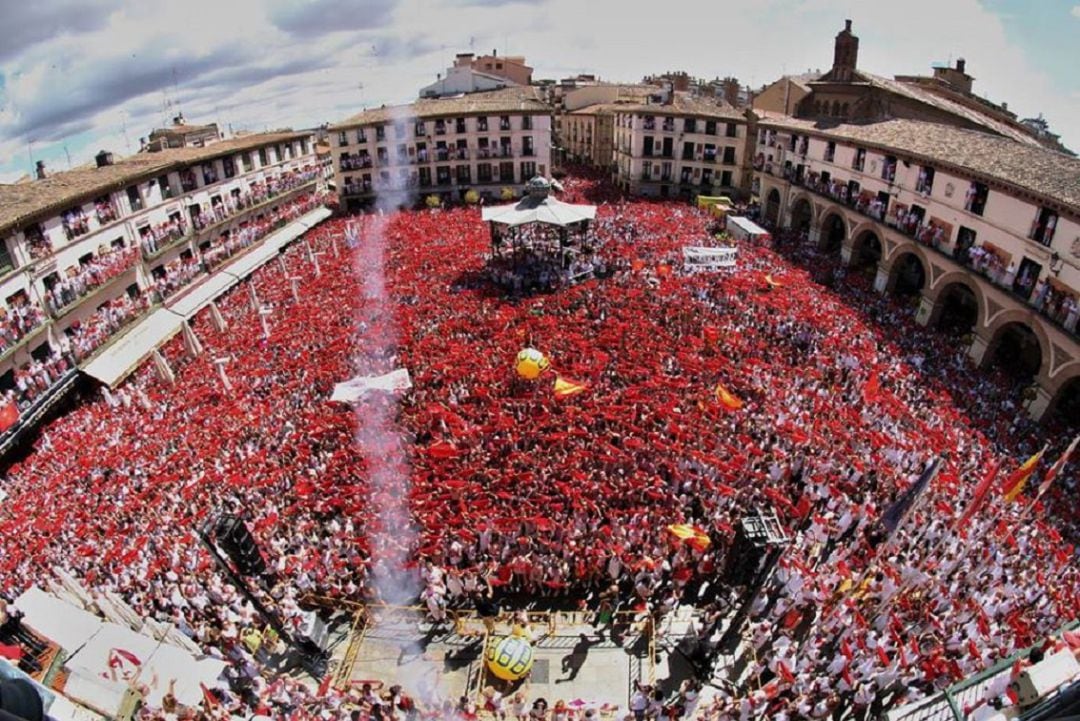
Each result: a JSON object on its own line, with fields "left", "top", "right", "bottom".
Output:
{"left": 665, "top": 524, "right": 711, "bottom": 551}
{"left": 715, "top": 382, "right": 743, "bottom": 410}
{"left": 1001, "top": 446, "right": 1047, "bottom": 503}
{"left": 764, "top": 274, "right": 782, "bottom": 288}
{"left": 553, "top": 376, "right": 588, "bottom": 398}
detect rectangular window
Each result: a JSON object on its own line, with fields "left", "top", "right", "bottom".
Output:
{"left": 853, "top": 148, "right": 866, "bottom": 171}
{"left": 916, "top": 166, "right": 935, "bottom": 195}
{"left": 418, "top": 167, "right": 432, "bottom": 187}
{"left": 824, "top": 141, "right": 836, "bottom": 163}
{"left": 662, "top": 117, "right": 675, "bottom": 132}
{"left": 126, "top": 186, "right": 144, "bottom": 212}
{"left": 1030, "top": 206, "right": 1058, "bottom": 246}
{"left": 158, "top": 176, "right": 174, "bottom": 200}
{"left": 477, "top": 163, "right": 493, "bottom": 183}
{"left": 523, "top": 137, "right": 535, "bottom": 157}
{"left": 456, "top": 165, "right": 471, "bottom": 184}
{"left": 720, "top": 170, "right": 733, "bottom": 187}
{"left": 415, "top": 121, "right": 426, "bottom": 137}
{"left": 499, "top": 115, "right": 511, "bottom": 131}
{"left": 456, "top": 118, "right": 466, "bottom": 134}
{"left": 522, "top": 116, "right": 533, "bottom": 130}
{"left": 499, "top": 161, "right": 515, "bottom": 184}
{"left": 643, "top": 115, "right": 655, "bottom": 131}
{"left": 681, "top": 141, "right": 694, "bottom": 161}
{"left": 356, "top": 128, "right": 367, "bottom": 144}
{"left": 0, "top": 241, "right": 13, "bottom": 275}
{"left": 259, "top": 148, "right": 269, "bottom": 166}
{"left": 965, "top": 181, "right": 989, "bottom": 216}
{"left": 705, "top": 120, "right": 717, "bottom": 136}
{"left": 684, "top": 118, "right": 697, "bottom": 133}
{"left": 882, "top": 155, "right": 897, "bottom": 182}
{"left": 436, "top": 166, "right": 451, "bottom": 184}
{"left": 722, "top": 147, "right": 736, "bottom": 165}
{"left": 954, "top": 226, "right": 977, "bottom": 264}
{"left": 241, "top": 153, "right": 253, "bottom": 173}
{"left": 726, "top": 123, "right": 738, "bottom": 138}
{"left": 376, "top": 125, "right": 386, "bottom": 141}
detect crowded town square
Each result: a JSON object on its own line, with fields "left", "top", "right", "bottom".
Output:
{"left": 0, "top": 169, "right": 1076, "bottom": 720}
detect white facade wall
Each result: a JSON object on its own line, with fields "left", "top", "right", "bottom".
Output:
{"left": 333, "top": 112, "right": 552, "bottom": 205}
{"left": 0, "top": 135, "right": 319, "bottom": 381}
{"left": 757, "top": 127, "right": 1078, "bottom": 297}
{"left": 613, "top": 111, "right": 747, "bottom": 197}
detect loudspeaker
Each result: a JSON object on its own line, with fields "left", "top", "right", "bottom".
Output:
{"left": 723, "top": 513, "right": 788, "bottom": 586}
{"left": 215, "top": 515, "right": 267, "bottom": 577}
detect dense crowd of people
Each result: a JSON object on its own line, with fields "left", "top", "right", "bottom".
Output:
{"left": 0, "top": 300, "right": 47, "bottom": 357}
{"left": 43, "top": 245, "right": 140, "bottom": 315}
{"left": 0, "top": 172, "right": 1076, "bottom": 720}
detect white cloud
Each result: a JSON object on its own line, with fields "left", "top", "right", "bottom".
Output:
{"left": 1072, "top": 4, "right": 1080, "bottom": 19}
{"left": 0, "top": 0, "right": 1076, "bottom": 182}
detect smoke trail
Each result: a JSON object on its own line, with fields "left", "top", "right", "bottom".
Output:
{"left": 350, "top": 106, "right": 449, "bottom": 708}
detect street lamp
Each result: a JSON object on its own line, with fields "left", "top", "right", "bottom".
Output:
{"left": 288, "top": 276, "right": 302, "bottom": 303}
{"left": 258, "top": 305, "right": 273, "bottom": 340}
{"left": 212, "top": 356, "right": 233, "bottom": 392}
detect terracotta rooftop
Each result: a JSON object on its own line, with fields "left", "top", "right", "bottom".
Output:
{"left": 758, "top": 116, "right": 1080, "bottom": 213}
{"left": 809, "top": 70, "right": 1038, "bottom": 146}
{"left": 330, "top": 87, "right": 551, "bottom": 129}
{"left": 0, "top": 131, "right": 310, "bottom": 237}
{"left": 606, "top": 92, "right": 746, "bottom": 121}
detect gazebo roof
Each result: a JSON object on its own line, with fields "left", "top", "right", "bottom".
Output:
{"left": 481, "top": 177, "right": 597, "bottom": 228}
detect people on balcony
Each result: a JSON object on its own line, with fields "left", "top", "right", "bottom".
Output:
{"left": 44, "top": 246, "right": 139, "bottom": 315}
{"left": 153, "top": 258, "right": 206, "bottom": 301}
{"left": 0, "top": 301, "right": 47, "bottom": 356}
{"left": 61, "top": 209, "right": 91, "bottom": 241}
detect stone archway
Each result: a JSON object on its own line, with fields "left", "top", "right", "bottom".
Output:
{"left": 850, "top": 229, "right": 882, "bottom": 272}
{"left": 935, "top": 281, "right": 980, "bottom": 333}
{"left": 819, "top": 212, "right": 846, "bottom": 255}
{"left": 764, "top": 188, "right": 782, "bottom": 227}
{"left": 789, "top": 196, "right": 814, "bottom": 236}
{"left": 985, "top": 320, "right": 1044, "bottom": 381}
{"left": 888, "top": 251, "right": 926, "bottom": 297}
{"left": 1047, "top": 374, "right": 1080, "bottom": 427}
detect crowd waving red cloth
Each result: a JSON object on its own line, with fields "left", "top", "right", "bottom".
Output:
{"left": 0, "top": 172, "right": 1076, "bottom": 720}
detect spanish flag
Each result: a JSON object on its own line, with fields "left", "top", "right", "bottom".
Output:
{"left": 714, "top": 382, "right": 743, "bottom": 410}
{"left": 553, "top": 375, "right": 588, "bottom": 398}
{"left": 764, "top": 274, "right": 782, "bottom": 288}
{"left": 1001, "top": 445, "right": 1047, "bottom": 503}
{"left": 665, "top": 524, "right": 711, "bottom": 551}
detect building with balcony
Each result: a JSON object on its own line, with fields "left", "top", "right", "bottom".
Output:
{"left": 329, "top": 86, "right": 552, "bottom": 211}
{"left": 564, "top": 105, "right": 619, "bottom": 169}
{"left": 755, "top": 20, "right": 1069, "bottom": 153}
{"left": 145, "top": 112, "right": 222, "bottom": 150}
{"left": 753, "top": 116, "right": 1080, "bottom": 423}
{"left": 611, "top": 93, "right": 752, "bottom": 199}
{"left": 419, "top": 51, "right": 530, "bottom": 99}
{"left": 0, "top": 129, "right": 322, "bottom": 438}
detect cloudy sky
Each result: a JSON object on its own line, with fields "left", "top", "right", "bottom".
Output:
{"left": 0, "top": 0, "right": 1076, "bottom": 182}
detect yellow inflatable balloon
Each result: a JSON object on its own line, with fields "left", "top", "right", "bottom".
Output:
{"left": 486, "top": 635, "right": 534, "bottom": 681}
{"left": 515, "top": 348, "right": 549, "bottom": 381}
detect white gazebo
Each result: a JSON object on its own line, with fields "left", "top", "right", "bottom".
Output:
{"left": 481, "top": 177, "right": 597, "bottom": 229}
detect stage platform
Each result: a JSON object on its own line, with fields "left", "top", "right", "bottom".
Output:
{"left": 324, "top": 603, "right": 735, "bottom": 715}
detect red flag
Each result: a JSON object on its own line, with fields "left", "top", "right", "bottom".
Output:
{"left": 200, "top": 683, "right": 219, "bottom": 710}
{"left": 714, "top": 382, "right": 743, "bottom": 411}
{"left": 1035, "top": 435, "right": 1078, "bottom": 500}
{"left": 955, "top": 460, "right": 1000, "bottom": 529}
{"left": 317, "top": 674, "right": 333, "bottom": 697}
{"left": 876, "top": 645, "right": 891, "bottom": 667}
{"left": 777, "top": 661, "right": 795, "bottom": 684}
{"left": 863, "top": 370, "right": 881, "bottom": 403}
{"left": 0, "top": 401, "right": 18, "bottom": 433}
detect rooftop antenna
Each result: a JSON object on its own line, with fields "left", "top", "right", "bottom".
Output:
{"left": 358, "top": 82, "right": 365, "bottom": 108}
{"left": 172, "top": 66, "right": 182, "bottom": 117}
{"left": 63, "top": 144, "right": 72, "bottom": 169}
{"left": 27, "top": 139, "right": 35, "bottom": 176}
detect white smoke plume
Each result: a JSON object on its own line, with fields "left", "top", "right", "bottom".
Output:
{"left": 350, "top": 106, "right": 451, "bottom": 709}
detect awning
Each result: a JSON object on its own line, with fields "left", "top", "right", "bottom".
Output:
{"left": 80, "top": 308, "right": 184, "bottom": 387}
{"left": 481, "top": 195, "right": 596, "bottom": 228}
{"left": 80, "top": 207, "right": 331, "bottom": 387}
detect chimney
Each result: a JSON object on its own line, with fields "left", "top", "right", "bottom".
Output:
{"left": 845, "top": 19, "right": 852, "bottom": 32}
{"left": 173, "top": 111, "right": 186, "bottom": 126}
{"left": 492, "top": 48, "right": 497, "bottom": 57}
{"left": 35, "top": 160, "right": 46, "bottom": 180}
{"left": 95, "top": 150, "right": 115, "bottom": 168}
{"left": 956, "top": 58, "right": 966, "bottom": 74}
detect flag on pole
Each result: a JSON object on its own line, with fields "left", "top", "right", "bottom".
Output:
{"left": 714, "top": 382, "right": 743, "bottom": 410}
{"left": 553, "top": 375, "right": 588, "bottom": 398}
{"left": 879, "top": 457, "right": 943, "bottom": 539}
{"left": 954, "top": 459, "right": 1000, "bottom": 529}
{"left": 1034, "top": 435, "right": 1077, "bottom": 501}
{"left": 1000, "top": 446, "right": 1047, "bottom": 503}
